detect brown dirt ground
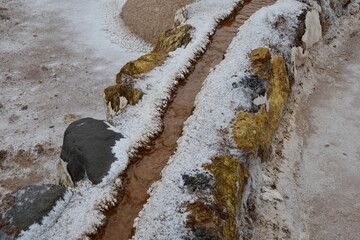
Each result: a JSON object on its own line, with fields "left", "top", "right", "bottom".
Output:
{"left": 121, "top": 0, "right": 196, "bottom": 44}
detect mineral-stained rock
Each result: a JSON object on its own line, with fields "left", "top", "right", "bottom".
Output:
{"left": 116, "top": 25, "right": 193, "bottom": 83}
{"left": 118, "top": 52, "right": 168, "bottom": 80}
{"left": 186, "top": 156, "right": 248, "bottom": 240}
{"left": 60, "top": 118, "right": 124, "bottom": 184}
{"left": 186, "top": 201, "right": 219, "bottom": 240}
{"left": 250, "top": 47, "right": 271, "bottom": 63}
{"left": 153, "top": 24, "right": 192, "bottom": 53}
{"left": 104, "top": 84, "right": 143, "bottom": 118}
{"left": 250, "top": 48, "right": 272, "bottom": 81}
{"left": 0, "top": 184, "right": 67, "bottom": 239}
{"left": 232, "top": 48, "right": 290, "bottom": 161}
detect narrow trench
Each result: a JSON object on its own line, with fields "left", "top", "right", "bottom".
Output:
{"left": 96, "top": 0, "right": 275, "bottom": 239}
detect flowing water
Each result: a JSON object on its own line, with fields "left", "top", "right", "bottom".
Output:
{"left": 96, "top": 0, "right": 275, "bottom": 239}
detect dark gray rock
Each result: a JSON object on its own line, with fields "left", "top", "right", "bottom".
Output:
{"left": 240, "top": 74, "right": 267, "bottom": 97}
{"left": 193, "top": 227, "right": 214, "bottom": 240}
{"left": 0, "top": 184, "right": 67, "bottom": 240}
{"left": 60, "top": 118, "right": 124, "bottom": 184}
{"left": 237, "top": 73, "right": 268, "bottom": 113}
{"left": 182, "top": 172, "right": 214, "bottom": 192}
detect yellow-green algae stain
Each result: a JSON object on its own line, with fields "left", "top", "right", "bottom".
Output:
{"left": 116, "top": 24, "right": 193, "bottom": 83}
{"left": 232, "top": 48, "right": 290, "bottom": 161}
{"left": 186, "top": 155, "right": 248, "bottom": 239}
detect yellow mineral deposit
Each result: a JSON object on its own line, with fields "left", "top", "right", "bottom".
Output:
{"left": 103, "top": 84, "right": 143, "bottom": 118}
{"left": 104, "top": 25, "right": 192, "bottom": 118}
{"left": 203, "top": 155, "right": 248, "bottom": 239}
{"left": 186, "top": 156, "right": 248, "bottom": 240}
{"left": 116, "top": 24, "right": 193, "bottom": 83}
{"left": 231, "top": 48, "right": 290, "bottom": 161}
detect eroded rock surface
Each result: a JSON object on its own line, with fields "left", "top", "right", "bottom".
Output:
{"left": 106, "top": 25, "right": 193, "bottom": 118}
{"left": 232, "top": 48, "right": 291, "bottom": 161}
{"left": 104, "top": 84, "right": 143, "bottom": 119}
{"left": 186, "top": 156, "right": 248, "bottom": 240}
{"left": 116, "top": 24, "right": 193, "bottom": 83}
{"left": 0, "top": 184, "right": 66, "bottom": 239}
{"left": 60, "top": 118, "right": 124, "bottom": 184}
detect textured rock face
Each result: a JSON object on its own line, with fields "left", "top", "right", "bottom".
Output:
{"left": 153, "top": 24, "right": 192, "bottom": 53}
{"left": 107, "top": 25, "right": 193, "bottom": 118}
{"left": 0, "top": 185, "right": 66, "bottom": 239}
{"left": 116, "top": 25, "right": 193, "bottom": 83}
{"left": 117, "top": 53, "right": 168, "bottom": 80}
{"left": 186, "top": 156, "right": 248, "bottom": 240}
{"left": 104, "top": 84, "right": 143, "bottom": 118}
{"left": 60, "top": 118, "right": 124, "bottom": 184}
{"left": 232, "top": 48, "right": 290, "bottom": 161}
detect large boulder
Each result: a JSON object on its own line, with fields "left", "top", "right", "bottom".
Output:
{"left": 0, "top": 184, "right": 67, "bottom": 239}
{"left": 60, "top": 118, "right": 124, "bottom": 184}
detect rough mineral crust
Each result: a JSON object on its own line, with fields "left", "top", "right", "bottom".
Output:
{"left": 0, "top": 184, "right": 67, "bottom": 239}
{"left": 105, "top": 24, "right": 193, "bottom": 118}
{"left": 116, "top": 24, "right": 193, "bottom": 83}
{"left": 60, "top": 118, "right": 124, "bottom": 184}
{"left": 302, "top": 7, "right": 322, "bottom": 49}
{"left": 231, "top": 48, "right": 291, "bottom": 161}
{"left": 186, "top": 155, "right": 249, "bottom": 240}
{"left": 103, "top": 84, "right": 143, "bottom": 119}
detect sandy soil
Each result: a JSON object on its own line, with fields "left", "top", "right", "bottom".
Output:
{"left": 0, "top": 0, "right": 140, "bottom": 197}
{"left": 121, "top": 0, "right": 195, "bottom": 44}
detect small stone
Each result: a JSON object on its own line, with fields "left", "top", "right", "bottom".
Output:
{"left": 63, "top": 114, "right": 80, "bottom": 121}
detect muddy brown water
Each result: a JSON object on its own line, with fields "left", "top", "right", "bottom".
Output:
{"left": 96, "top": 0, "right": 275, "bottom": 239}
